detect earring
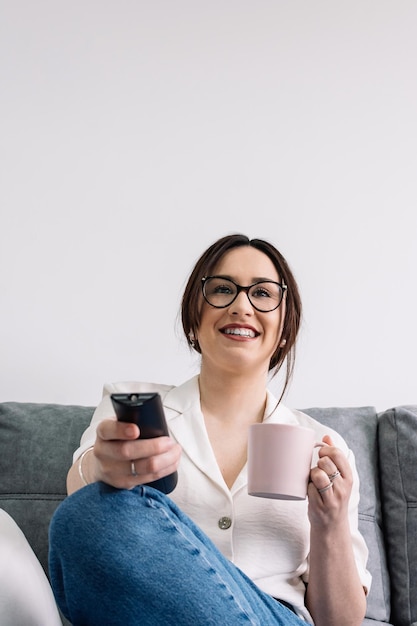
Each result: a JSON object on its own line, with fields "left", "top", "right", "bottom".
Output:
{"left": 279, "top": 339, "right": 287, "bottom": 347}
{"left": 189, "top": 332, "right": 196, "bottom": 348}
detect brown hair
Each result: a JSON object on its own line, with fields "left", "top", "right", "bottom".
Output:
{"left": 181, "top": 234, "right": 302, "bottom": 397}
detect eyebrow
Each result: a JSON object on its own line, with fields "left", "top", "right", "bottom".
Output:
{"left": 214, "top": 274, "right": 279, "bottom": 284}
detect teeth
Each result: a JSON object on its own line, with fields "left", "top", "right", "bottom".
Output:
{"left": 224, "top": 328, "right": 256, "bottom": 338}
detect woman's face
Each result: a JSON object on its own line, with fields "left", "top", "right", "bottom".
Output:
{"left": 197, "top": 246, "right": 286, "bottom": 376}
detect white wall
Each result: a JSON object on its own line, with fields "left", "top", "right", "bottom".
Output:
{"left": 1, "top": 1, "right": 416, "bottom": 410}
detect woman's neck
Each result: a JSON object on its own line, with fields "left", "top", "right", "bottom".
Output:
{"left": 198, "top": 364, "right": 268, "bottom": 427}
{"left": 198, "top": 365, "right": 269, "bottom": 489}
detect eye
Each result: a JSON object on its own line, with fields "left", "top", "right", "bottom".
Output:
{"left": 206, "top": 278, "right": 235, "bottom": 295}
{"left": 213, "top": 283, "right": 234, "bottom": 294}
{"left": 250, "top": 282, "right": 280, "bottom": 302}
{"left": 252, "top": 286, "right": 272, "bottom": 298}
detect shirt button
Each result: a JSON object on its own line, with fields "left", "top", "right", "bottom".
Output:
{"left": 218, "top": 516, "right": 232, "bottom": 530}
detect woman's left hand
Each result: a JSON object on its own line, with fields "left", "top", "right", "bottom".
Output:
{"left": 307, "top": 435, "right": 353, "bottom": 528}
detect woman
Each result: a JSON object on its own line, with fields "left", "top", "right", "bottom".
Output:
{"left": 49, "top": 234, "right": 371, "bottom": 625}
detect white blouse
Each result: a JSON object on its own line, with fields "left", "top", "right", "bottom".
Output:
{"left": 76, "top": 375, "right": 372, "bottom": 622}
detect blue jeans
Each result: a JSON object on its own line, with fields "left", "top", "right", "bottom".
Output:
{"left": 49, "top": 483, "right": 305, "bottom": 625}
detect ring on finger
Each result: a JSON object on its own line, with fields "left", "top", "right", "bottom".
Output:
{"left": 130, "top": 461, "right": 137, "bottom": 476}
{"left": 317, "top": 482, "right": 333, "bottom": 494}
{"left": 328, "top": 470, "right": 341, "bottom": 482}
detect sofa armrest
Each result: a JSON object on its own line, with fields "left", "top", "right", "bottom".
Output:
{"left": 378, "top": 405, "right": 417, "bottom": 626}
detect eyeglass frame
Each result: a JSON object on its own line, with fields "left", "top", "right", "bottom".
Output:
{"left": 201, "top": 275, "right": 287, "bottom": 313}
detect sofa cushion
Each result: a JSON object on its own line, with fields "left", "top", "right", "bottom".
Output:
{"left": 378, "top": 405, "right": 417, "bottom": 626}
{"left": 302, "top": 406, "right": 391, "bottom": 623}
{"left": 0, "top": 402, "right": 93, "bottom": 576}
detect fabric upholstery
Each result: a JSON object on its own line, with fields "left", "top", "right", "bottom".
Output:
{"left": 378, "top": 405, "right": 417, "bottom": 626}
{"left": 0, "top": 402, "right": 93, "bottom": 575}
{"left": 302, "top": 406, "right": 391, "bottom": 623}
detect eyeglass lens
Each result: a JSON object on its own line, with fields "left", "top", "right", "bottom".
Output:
{"left": 203, "top": 277, "right": 283, "bottom": 312}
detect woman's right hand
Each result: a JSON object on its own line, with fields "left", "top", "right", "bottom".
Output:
{"left": 67, "top": 419, "right": 182, "bottom": 493}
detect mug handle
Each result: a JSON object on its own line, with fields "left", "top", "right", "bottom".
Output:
{"left": 314, "top": 441, "right": 330, "bottom": 449}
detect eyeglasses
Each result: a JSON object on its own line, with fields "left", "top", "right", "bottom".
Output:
{"left": 201, "top": 276, "right": 287, "bottom": 313}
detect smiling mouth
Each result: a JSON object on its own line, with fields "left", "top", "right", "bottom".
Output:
{"left": 222, "top": 328, "right": 258, "bottom": 338}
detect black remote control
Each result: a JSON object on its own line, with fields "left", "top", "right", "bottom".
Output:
{"left": 111, "top": 392, "right": 178, "bottom": 494}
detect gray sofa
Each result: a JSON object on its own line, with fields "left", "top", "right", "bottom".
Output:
{"left": 0, "top": 401, "right": 416, "bottom": 626}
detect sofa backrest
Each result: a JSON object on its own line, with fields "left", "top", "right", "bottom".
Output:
{"left": 0, "top": 402, "right": 93, "bottom": 576}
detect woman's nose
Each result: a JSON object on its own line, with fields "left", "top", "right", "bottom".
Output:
{"left": 229, "top": 290, "right": 253, "bottom": 314}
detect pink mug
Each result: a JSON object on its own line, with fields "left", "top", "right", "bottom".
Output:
{"left": 247, "top": 423, "right": 324, "bottom": 500}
